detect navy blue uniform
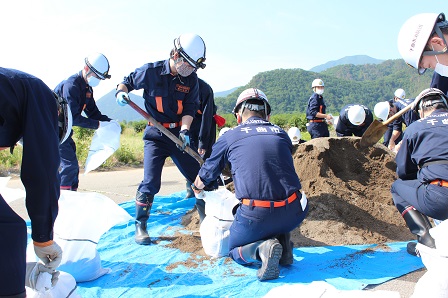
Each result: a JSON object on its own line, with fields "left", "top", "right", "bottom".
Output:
{"left": 391, "top": 110, "right": 448, "bottom": 221}
{"left": 431, "top": 72, "right": 448, "bottom": 95}
{"left": 54, "top": 72, "right": 110, "bottom": 190}
{"left": 120, "top": 59, "right": 201, "bottom": 194}
{"left": 306, "top": 93, "right": 329, "bottom": 138}
{"left": 198, "top": 116, "right": 308, "bottom": 255}
{"left": 382, "top": 101, "right": 403, "bottom": 147}
{"left": 0, "top": 68, "right": 60, "bottom": 296}
{"left": 189, "top": 78, "right": 217, "bottom": 160}
{"left": 336, "top": 104, "right": 373, "bottom": 137}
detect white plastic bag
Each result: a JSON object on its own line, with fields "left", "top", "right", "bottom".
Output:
{"left": 26, "top": 271, "right": 81, "bottom": 298}
{"left": 27, "top": 190, "right": 132, "bottom": 282}
{"left": 84, "top": 120, "right": 121, "bottom": 174}
{"left": 200, "top": 189, "right": 239, "bottom": 258}
{"left": 0, "top": 176, "right": 26, "bottom": 203}
{"left": 412, "top": 220, "right": 448, "bottom": 298}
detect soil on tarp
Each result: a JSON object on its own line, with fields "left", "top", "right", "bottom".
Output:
{"left": 164, "top": 137, "right": 414, "bottom": 261}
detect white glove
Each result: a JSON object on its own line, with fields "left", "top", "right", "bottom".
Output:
{"left": 33, "top": 240, "right": 63, "bottom": 271}
{"left": 116, "top": 91, "right": 128, "bottom": 106}
{"left": 25, "top": 262, "right": 60, "bottom": 290}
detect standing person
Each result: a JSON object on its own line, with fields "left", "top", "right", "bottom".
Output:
{"left": 398, "top": 12, "right": 448, "bottom": 78}
{"left": 335, "top": 104, "right": 373, "bottom": 137}
{"left": 184, "top": 77, "right": 218, "bottom": 201}
{"left": 383, "top": 89, "right": 419, "bottom": 151}
{"left": 192, "top": 88, "right": 309, "bottom": 281}
{"left": 431, "top": 72, "right": 448, "bottom": 94}
{"left": 54, "top": 53, "right": 113, "bottom": 191}
{"left": 306, "top": 78, "right": 333, "bottom": 139}
{"left": 0, "top": 68, "right": 70, "bottom": 296}
{"left": 115, "top": 33, "right": 212, "bottom": 245}
{"left": 391, "top": 88, "right": 448, "bottom": 256}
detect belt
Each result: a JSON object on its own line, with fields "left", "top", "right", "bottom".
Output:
{"left": 241, "top": 192, "right": 298, "bottom": 208}
{"left": 430, "top": 180, "right": 448, "bottom": 187}
{"left": 148, "top": 121, "right": 181, "bottom": 128}
{"left": 309, "top": 119, "right": 324, "bottom": 123}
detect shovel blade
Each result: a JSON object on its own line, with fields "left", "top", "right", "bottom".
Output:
{"left": 359, "top": 120, "right": 389, "bottom": 148}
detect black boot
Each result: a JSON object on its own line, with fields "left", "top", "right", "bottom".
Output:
{"left": 195, "top": 198, "right": 206, "bottom": 223}
{"left": 402, "top": 207, "right": 436, "bottom": 256}
{"left": 276, "top": 233, "right": 294, "bottom": 265}
{"left": 239, "top": 239, "right": 283, "bottom": 281}
{"left": 135, "top": 191, "right": 154, "bottom": 245}
{"left": 185, "top": 180, "right": 195, "bottom": 199}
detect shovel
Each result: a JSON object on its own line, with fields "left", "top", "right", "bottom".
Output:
{"left": 123, "top": 96, "right": 204, "bottom": 166}
{"left": 359, "top": 103, "right": 413, "bottom": 148}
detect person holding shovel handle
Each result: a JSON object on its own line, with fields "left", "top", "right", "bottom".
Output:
{"left": 115, "top": 33, "right": 215, "bottom": 245}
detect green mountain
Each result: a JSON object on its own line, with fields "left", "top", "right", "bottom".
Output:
{"left": 96, "top": 58, "right": 434, "bottom": 121}
{"left": 215, "top": 59, "right": 434, "bottom": 115}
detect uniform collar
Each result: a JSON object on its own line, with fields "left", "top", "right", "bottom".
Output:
{"left": 161, "top": 59, "right": 172, "bottom": 75}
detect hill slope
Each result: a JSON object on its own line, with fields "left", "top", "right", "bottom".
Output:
{"left": 309, "top": 55, "right": 384, "bottom": 72}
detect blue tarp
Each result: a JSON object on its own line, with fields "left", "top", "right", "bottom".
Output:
{"left": 34, "top": 191, "right": 425, "bottom": 297}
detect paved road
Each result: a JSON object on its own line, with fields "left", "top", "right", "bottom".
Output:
{"left": 5, "top": 165, "right": 424, "bottom": 297}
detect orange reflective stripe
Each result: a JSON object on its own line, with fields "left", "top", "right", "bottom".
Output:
{"left": 177, "top": 100, "right": 183, "bottom": 115}
{"left": 241, "top": 192, "right": 298, "bottom": 208}
{"left": 430, "top": 180, "right": 448, "bottom": 187}
{"left": 33, "top": 240, "right": 54, "bottom": 247}
{"left": 319, "top": 105, "right": 323, "bottom": 114}
{"left": 197, "top": 109, "right": 202, "bottom": 115}
{"left": 155, "top": 96, "right": 164, "bottom": 113}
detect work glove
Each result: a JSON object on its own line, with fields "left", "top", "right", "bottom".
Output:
{"left": 25, "top": 262, "right": 60, "bottom": 290}
{"left": 34, "top": 240, "right": 63, "bottom": 271}
{"left": 115, "top": 91, "right": 129, "bottom": 106}
{"left": 178, "top": 129, "right": 190, "bottom": 151}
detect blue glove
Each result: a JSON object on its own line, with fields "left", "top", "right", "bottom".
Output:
{"left": 115, "top": 91, "right": 128, "bottom": 106}
{"left": 178, "top": 129, "right": 190, "bottom": 150}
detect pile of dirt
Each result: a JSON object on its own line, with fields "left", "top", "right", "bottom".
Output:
{"left": 165, "top": 137, "right": 413, "bottom": 258}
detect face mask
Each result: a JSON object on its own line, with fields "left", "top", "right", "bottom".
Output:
{"left": 432, "top": 46, "right": 448, "bottom": 77}
{"left": 175, "top": 58, "right": 195, "bottom": 77}
{"left": 315, "top": 89, "right": 324, "bottom": 95}
{"left": 87, "top": 75, "right": 101, "bottom": 87}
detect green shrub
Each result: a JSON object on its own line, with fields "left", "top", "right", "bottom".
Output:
{"left": 132, "top": 120, "right": 147, "bottom": 133}
{"left": 115, "top": 143, "right": 137, "bottom": 164}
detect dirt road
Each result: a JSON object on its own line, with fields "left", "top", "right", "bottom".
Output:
{"left": 4, "top": 165, "right": 423, "bottom": 297}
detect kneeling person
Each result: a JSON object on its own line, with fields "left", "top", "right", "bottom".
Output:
{"left": 192, "top": 88, "right": 308, "bottom": 281}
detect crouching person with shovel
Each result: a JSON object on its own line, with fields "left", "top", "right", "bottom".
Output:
{"left": 115, "top": 33, "right": 216, "bottom": 245}
{"left": 391, "top": 88, "right": 448, "bottom": 256}
{"left": 192, "top": 88, "right": 309, "bottom": 281}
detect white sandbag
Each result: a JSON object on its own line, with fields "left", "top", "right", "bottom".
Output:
{"left": 0, "top": 176, "right": 26, "bottom": 203}
{"left": 84, "top": 120, "right": 121, "bottom": 174}
{"left": 263, "top": 281, "right": 400, "bottom": 298}
{"left": 412, "top": 220, "right": 448, "bottom": 298}
{"left": 26, "top": 271, "right": 81, "bottom": 298}
{"left": 203, "top": 188, "right": 239, "bottom": 220}
{"left": 28, "top": 190, "right": 132, "bottom": 282}
{"left": 200, "top": 188, "right": 239, "bottom": 258}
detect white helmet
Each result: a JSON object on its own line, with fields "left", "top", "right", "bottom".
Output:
{"left": 218, "top": 127, "right": 231, "bottom": 138}
{"left": 411, "top": 88, "right": 448, "bottom": 113}
{"left": 174, "top": 33, "right": 206, "bottom": 69}
{"left": 54, "top": 92, "right": 73, "bottom": 144}
{"left": 397, "top": 13, "right": 446, "bottom": 74}
{"left": 394, "top": 88, "right": 406, "bottom": 100}
{"left": 347, "top": 105, "right": 366, "bottom": 125}
{"left": 288, "top": 127, "right": 301, "bottom": 145}
{"left": 312, "top": 79, "right": 324, "bottom": 88}
{"left": 232, "top": 88, "right": 271, "bottom": 116}
{"left": 85, "top": 53, "right": 111, "bottom": 80}
{"left": 374, "top": 101, "right": 391, "bottom": 121}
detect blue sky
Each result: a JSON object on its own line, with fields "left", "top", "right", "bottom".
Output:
{"left": 1, "top": 0, "right": 445, "bottom": 98}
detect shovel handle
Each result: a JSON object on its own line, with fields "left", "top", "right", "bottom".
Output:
{"left": 382, "top": 103, "right": 413, "bottom": 125}
{"left": 124, "top": 96, "right": 204, "bottom": 166}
